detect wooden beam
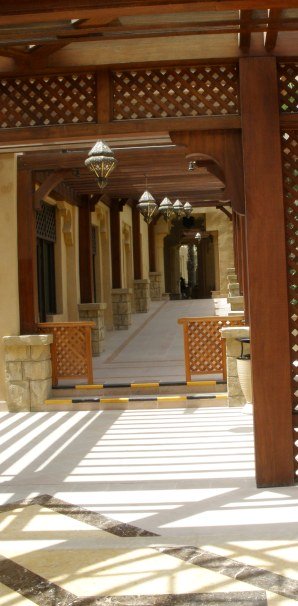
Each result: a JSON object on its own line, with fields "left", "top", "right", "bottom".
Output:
{"left": 0, "top": 116, "right": 241, "bottom": 149}
{"left": 239, "top": 9, "right": 253, "bottom": 51}
{"left": 264, "top": 9, "right": 283, "bottom": 52}
{"left": 96, "top": 69, "right": 111, "bottom": 124}
{"left": 240, "top": 56, "right": 294, "bottom": 487}
{"left": 132, "top": 205, "right": 142, "bottom": 280}
{"left": 79, "top": 195, "right": 94, "bottom": 303}
{"left": 110, "top": 199, "right": 122, "bottom": 289}
{"left": 34, "top": 170, "right": 74, "bottom": 209}
{"left": 17, "top": 169, "right": 39, "bottom": 333}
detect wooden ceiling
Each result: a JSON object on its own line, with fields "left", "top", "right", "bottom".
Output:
{"left": 3, "top": 1, "right": 297, "bottom": 209}
{"left": 0, "top": 2, "right": 297, "bottom": 72}
{"left": 20, "top": 141, "right": 228, "bottom": 209}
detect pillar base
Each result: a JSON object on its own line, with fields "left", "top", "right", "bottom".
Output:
{"left": 78, "top": 303, "right": 107, "bottom": 356}
{"left": 111, "top": 289, "right": 132, "bottom": 330}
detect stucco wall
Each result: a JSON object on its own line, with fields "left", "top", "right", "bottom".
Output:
{"left": 205, "top": 207, "right": 234, "bottom": 294}
{"left": 0, "top": 154, "right": 19, "bottom": 405}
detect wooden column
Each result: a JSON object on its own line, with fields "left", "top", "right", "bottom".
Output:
{"left": 132, "top": 205, "right": 142, "bottom": 280}
{"left": 240, "top": 214, "right": 250, "bottom": 324}
{"left": 148, "top": 222, "right": 156, "bottom": 272}
{"left": 79, "top": 196, "right": 94, "bottom": 303}
{"left": 238, "top": 213, "right": 244, "bottom": 294}
{"left": 110, "top": 201, "right": 122, "bottom": 289}
{"left": 18, "top": 169, "right": 39, "bottom": 333}
{"left": 232, "top": 211, "right": 238, "bottom": 277}
{"left": 240, "top": 57, "right": 294, "bottom": 486}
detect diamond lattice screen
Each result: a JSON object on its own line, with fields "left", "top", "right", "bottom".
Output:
{"left": 0, "top": 73, "right": 96, "bottom": 128}
{"left": 185, "top": 317, "right": 244, "bottom": 377}
{"left": 112, "top": 65, "right": 239, "bottom": 120}
{"left": 36, "top": 202, "right": 56, "bottom": 242}
{"left": 281, "top": 130, "right": 298, "bottom": 478}
{"left": 278, "top": 63, "right": 298, "bottom": 113}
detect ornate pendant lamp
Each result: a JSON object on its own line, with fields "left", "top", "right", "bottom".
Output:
{"left": 173, "top": 199, "right": 184, "bottom": 219}
{"left": 85, "top": 140, "right": 117, "bottom": 189}
{"left": 183, "top": 201, "right": 193, "bottom": 217}
{"left": 159, "top": 197, "right": 175, "bottom": 221}
{"left": 137, "top": 190, "right": 158, "bottom": 224}
{"left": 195, "top": 231, "right": 202, "bottom": 243}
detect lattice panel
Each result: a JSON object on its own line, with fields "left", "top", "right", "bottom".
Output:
{"left": 278, "top": 63, "right": 298, "bottom": 113}
{"left": 36, "top": 202, "right": 56, "bottom": 242}
{"left": 181, "top": 316, "right": 244, "bottom": 378}
{"left": 281, "top": 130, "right": 298, "bottom": 479}
{"left": 0, "top": 73, "right": 96, "bottom": 128}
{"left": 38, "top": 322, "right": 94, "bottom": 385}
{"left": 112, "top": 65, "right": 239, "bottom": 120}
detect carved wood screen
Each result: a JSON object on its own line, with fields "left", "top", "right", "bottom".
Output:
{"left": 38, "top": 322, "right": 94, "bottom": 386}
{"left": 112, "top": 65, "right": 239, "bottom": 121}
{"left": 0, "top": 73, "right": 96, "bottom": 128}
{"left": 178, "top": 316, "right": 245, "bottom": 382}
{"left": 281, "top": 129, "right": 298, "bottom": 480}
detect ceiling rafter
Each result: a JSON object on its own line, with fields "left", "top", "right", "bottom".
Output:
{"left": 239, "top": 9, "right": 253, "bottom": 51}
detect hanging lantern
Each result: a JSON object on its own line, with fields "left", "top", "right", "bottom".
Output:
{"left": 173, "top": 199, "right": 185, "bottom": 219}
{"left": 137, "top": 190, "right": 158, "bottom": 224}
{"left": 195, "top": 232, "right": 202, "bottom": 243}
{"left": 183, "top": 201, "right": 193, "bottom": 217}
{"left": 85, "top": 141, "right": 117, "bottom": 189}
{"left": 159, "top": 197, "right": 175, "bottom": 221}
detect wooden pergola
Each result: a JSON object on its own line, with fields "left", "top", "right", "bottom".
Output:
{"left": 0, "top": 1, "right": 297, "bottom": 487}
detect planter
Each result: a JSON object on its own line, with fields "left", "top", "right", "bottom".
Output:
{"left": 237, "top": 337, "right": 253, "bottom": 414}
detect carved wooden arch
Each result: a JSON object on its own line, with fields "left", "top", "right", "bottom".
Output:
{"left": 170, "top": 130, "right": 245, "bottom": 215}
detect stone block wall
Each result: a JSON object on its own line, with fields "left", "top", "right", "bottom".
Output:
{"left": 149, "top": 272, "right": 163, "bottom": 300}
{"left": 221, "top": 325, "right": 250, "bottom": 407}
{"left": 111, "top": 288, "right": 132, "bottom": 330}
{"left": 78, "top": 303, "right": 106, "bottom": 356}
{"left": 3, "top": 334, "right": 53, "bottom": 411}
{"left": 133, "top": 279, "right": 150, "bottom": 313}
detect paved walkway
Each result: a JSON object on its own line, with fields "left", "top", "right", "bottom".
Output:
{"left": 93, "top": 298, "right": 218, "bottom": 384}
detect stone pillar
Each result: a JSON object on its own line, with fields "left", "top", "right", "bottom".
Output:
{"left": 228, "top": 282, "right": 240, "bottom": 297}
{"left": 133, "top": 279, "right": 150, "bottom": 313}
{"left": 221, "top": 326, "right": 250, "bottom": 407}
{"left": 111, "top": 288, "right": 132, "bottom": 330}
{"left": 228, "top": 295, "right": 244, "bottom": 312}
{"left": 3, "top": 334, "right": 53, "bottom": 412}
{"left": 78, "top": 303, "right": 106, "bottom": 356}
{"left": 149, "top": 272, "right": 162, "bottom": 300}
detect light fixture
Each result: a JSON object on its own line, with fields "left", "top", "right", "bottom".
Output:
{"left": 183, "top": 202, "right": 193, "bottom": 217}
{"left": 173, "top": 199, "right": 185, "bottom": 219}
{"left": 195, "top": 232, "right": 202, "bottom": 243}
{"left": 159, "top": 197, "right": 175, "bottom": 222}
{"left": 85, "top": 140, "right": 117, "bottom": 189}
{"left": 137, "top": 190, "right": 158, "bottom": 224}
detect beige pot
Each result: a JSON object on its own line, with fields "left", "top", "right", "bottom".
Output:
{"left": 237, "top": 358, "right": 253, "bottom": 414}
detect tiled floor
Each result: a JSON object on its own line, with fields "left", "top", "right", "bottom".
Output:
{"left": 0, "top": 299, "right": 297, "bottom": 605}
{"left": 0, "top": 407, "right": 297, "bottom": 605}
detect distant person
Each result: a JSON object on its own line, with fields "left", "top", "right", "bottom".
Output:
{"left": 180, "top": 276, "right": 187, "bottom": 299}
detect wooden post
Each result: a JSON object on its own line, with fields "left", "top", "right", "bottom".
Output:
{"left": 232, "top": 211, "right": 238, "bottom": 278}
{"left": 79, "top": 196, "right": 94, "bottom": 303}
{"left": 18, "top": 169, "right": 39, "bottom": 333}
{"left": 110, "top": 200, "right": 122, "bottom": 289}
{"left": 240, "top": 214, "right": 250, "bottom": 324}
{"left": 132, "top": 205, "right": 142, "bottom": 280}
{"left": 148, "top": 222, "right": 156, "bottom": 272}
{"left": 96, "top": 69, "right": 111, "bottom": 123}
{"left": 240, "top": 56, "right": 294, "bottom": 486}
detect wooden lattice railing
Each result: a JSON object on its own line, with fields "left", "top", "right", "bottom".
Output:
{"left": 178, "top": 316, "right": 245, "bottom": 382}
{"left": 281, "top": 127, "right": 298, "bottom": 480}
{"left": 38, "top": 322, "right": 94, "bottom": 386}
